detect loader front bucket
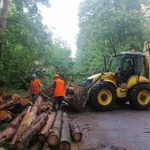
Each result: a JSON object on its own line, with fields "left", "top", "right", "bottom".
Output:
{"left": 64, "top": 86, "right": 88, "bottom": 110}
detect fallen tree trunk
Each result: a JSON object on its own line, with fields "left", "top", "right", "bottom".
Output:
{"left": 69, "top": 122, "right": 82, "bottom": 142}
{"left": 16, "top": 113, "right": 48, "bottom": 149}
{"left": 0, "top": 99, "right": 15, "bottom": 111}
{"left": 10, "top": 96, "right": 43, "bottom": 147}
{"left": 59, "top": 112, "right": 71, "bottom": 150}
{"left": 47, "top": 110, "right": 63, "bottom": 146}
{"left": 10, "top": 106, "right": 32, "bottom": 147}
{"left": 0, "top": 147, "right": 6, "bottom": 150}
{"left": 38, "top": 112, "right": 56, "bottom": 143}
{"left": 0, "top": 108, "right": 27, "bottom": 145}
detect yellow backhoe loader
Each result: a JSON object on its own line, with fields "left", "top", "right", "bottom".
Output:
{"left": 65, "top": 41, "right": 150, "bottom": 110}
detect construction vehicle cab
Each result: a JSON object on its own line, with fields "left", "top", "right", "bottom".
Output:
{"left": 82, "top": 42, "right": 150, "bottom": 111}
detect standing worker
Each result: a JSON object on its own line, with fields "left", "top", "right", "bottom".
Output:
{"left": 30, "top": 73, "right": 41, "bottom": 103}
{"left": 52, "top": 74, "right": 65, "bottom": 112}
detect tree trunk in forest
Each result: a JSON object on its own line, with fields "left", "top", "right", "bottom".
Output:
{"left": 16, "top": 113, "right": 48, "bottom": 149}
{"left": 69, "top": 122, "right": 82, "bottom": 142}
{"left": 0, "top": 108, "right": 27, "bottom": 145}
{"left": 59, "top": 112, "right": 71, "bottom": 150}
{"left": 0, "top": 0, "right": 9, "bottom": 57}
{"left": 47, "top": 110, "right": 63, "bottom": 146}
{"left": 38, "top": 112, "right": 56, "bottom": 143}
{"left": 29, "top": 142, "right": 43, "bottom": 150}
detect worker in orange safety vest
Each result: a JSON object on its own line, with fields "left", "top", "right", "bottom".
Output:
{"left": 52, "top": 74, "right": 65, "bottom": 111}
{"left": 30, "top": 73, "right": 41, "bottom": 102}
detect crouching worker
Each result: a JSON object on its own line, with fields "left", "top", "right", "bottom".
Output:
{"left": 52, "top": 74, "right": 65, "bottom": 112}
{"left": 30, "top": 73, "right": 41, "bottom": 103}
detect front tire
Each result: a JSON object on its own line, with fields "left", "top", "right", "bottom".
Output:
{"left": 128, "top": 84, "right": 150, "bottom": 110}
{"left": 90, "top": 82, "right": 116, "bottom": 110}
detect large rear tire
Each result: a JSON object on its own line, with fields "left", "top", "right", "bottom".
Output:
{"left": 90, "top": 82, "right": 116, "bottom": 110}
{"left": 128, "top": 84, "right": 150, "bottom": 110}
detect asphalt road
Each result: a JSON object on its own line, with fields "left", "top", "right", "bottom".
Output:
{"left": 66, "top": 104, "right": 150, "bottom": 150}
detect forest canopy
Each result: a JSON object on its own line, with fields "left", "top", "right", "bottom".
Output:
{"left": 0, "top": 0, "right": 150, "bottom": 91}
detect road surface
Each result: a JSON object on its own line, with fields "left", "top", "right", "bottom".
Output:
{"left": 65, "top": 104, "right": 150, "bottom": 150}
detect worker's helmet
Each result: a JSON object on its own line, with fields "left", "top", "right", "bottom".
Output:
{"left": 31, "top": 73, "right": 36, "bottom": 78}
{"left": 54, "top": 74, "right": 59, "bottom": 80}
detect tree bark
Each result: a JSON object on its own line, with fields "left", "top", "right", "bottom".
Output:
{"left": 16, "top": 113, "right": 48, "bottom": 149}
{"left": 0, "top": 99, "right": 15, "bottom": 111}
{"left": 0, "top": 0, "right": 8, "bottom": 30}
{"left": 10, "top": 96, "right": 43, "bottom": 147}
{"left": 10, "top": 106, "right": 32, "bottom": 147}
{"left": 47, "top": 110, "right": 63, "bottom": 146}
{"left": 69, "top": 122, "right": 82, "bottom": 142}
{"left": 0, "top": 147, "right": 6, "bottom": 150}
{"left": 0, "top": 0, "right": 9, "bottom": 57}
{"left": 38, "top": 112, "right": 56, "bottom": 143}
{"left": 0, "top": 108, "right": 27, "bottom": 145}
{"left": 59, "top": 112, "right": 71, "bottom": 150}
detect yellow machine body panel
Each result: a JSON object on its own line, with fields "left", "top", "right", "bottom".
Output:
{"left": 127, "top": 75, "right": 149, "bottom": 89}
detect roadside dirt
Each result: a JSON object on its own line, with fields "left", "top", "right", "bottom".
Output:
{"left": 63, "top": 104, "right": 150, "bottom": 150}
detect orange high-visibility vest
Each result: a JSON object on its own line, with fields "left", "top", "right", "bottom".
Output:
{"left": 30, "top": 79, "right": 40, "bottom": 94}
{"left": 53, "top": 79, "right": 65, "bottom": 97}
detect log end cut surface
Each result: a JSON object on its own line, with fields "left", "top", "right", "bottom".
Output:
{"left": 48, "top": 135, "right": 58, "bottom": 146}
{"left": 38, "top": 134, "right": 46, "bottom": 143}
{"left": 59, "top": 141, "right": 71, "bottom": 150}
{"left": 0, "top": 111, "right": 7, "bottom": 120}
{"left": 73, "top": 133, "right": 82, "bottom": 142}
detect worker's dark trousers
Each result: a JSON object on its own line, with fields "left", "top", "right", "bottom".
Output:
{"left": 52, "top": 96, "right": 63, "bottom": 111}
{"left": 32, "top": 94, "right": 39, "bottom": 103}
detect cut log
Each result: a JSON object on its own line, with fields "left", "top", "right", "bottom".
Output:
{"left": 69, "top": 122, "right": 82, "bottom": 142}
{"left": 12, "top": 94, "right": 22, "bottom": 104}
{"left": 47, "top": 110, "right": 63, "bottom": 146}
{"left": 41, "top": 101, "right": 52, "bottom": 112}
{"left": 59, "top": 113, "right": 71, "bottom": 150}
{"left": 42, "top": 143, "right": 51, "bottom": 150}
{"left": 0, "top": 96, "right": 3, "bottom": 104}
{"left": 16, "top": 113, "right": 48, "bottom": 149}
{"left": 0, "top": 111, "right": 13, "bottom": 122}
{"left": 0, "top": 99, "right": 15, "bottom": 111}
{"left": 29, "top": 142, "right": 43, "bottom": 150}
{"left": 10, "top": 106, "right": 32, "bottom": 147}
{"left": 10, "top": 96, "right": 43, "bottom": 147}
{"left": 0, "top": 147, "right": 6, "bottom": 150}
{"left": 38, "top": 112, "right": 56, "bottom": 143}
{"left": 19, "top": 97, "right": 32, "bottom": 106}
{"left": 66, "top": 87, "right": 82, "bottom": 95}
{"left": 0, "top": 108, "right": 27, "bottom": 145}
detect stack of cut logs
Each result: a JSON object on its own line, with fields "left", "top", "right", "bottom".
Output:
{"left": 0, "top": 93, "right": 82, "bottom": 150}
